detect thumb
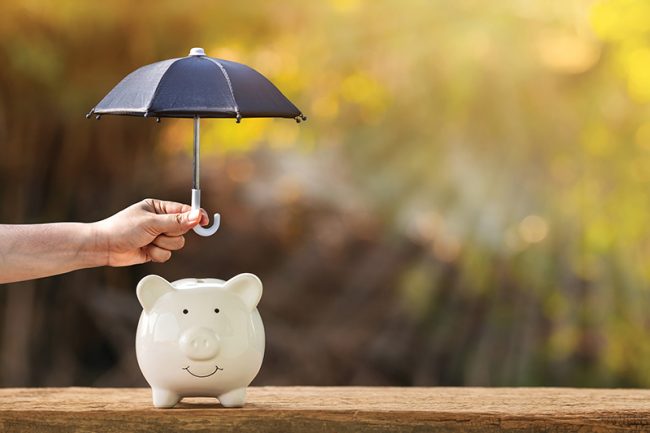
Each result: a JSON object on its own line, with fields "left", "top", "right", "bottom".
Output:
{"left": 154, "top": 209, "right": 202, "bottom": 236}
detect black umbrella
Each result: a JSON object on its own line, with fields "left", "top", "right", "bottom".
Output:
{"left": 87, "top": 47, "right": 306, "bottom": 236}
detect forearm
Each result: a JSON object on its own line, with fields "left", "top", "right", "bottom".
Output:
{"left": 0, "top": 223, "right": 107, "bottom": 284}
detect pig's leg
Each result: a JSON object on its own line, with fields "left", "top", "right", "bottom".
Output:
{"left": 152, "top": 388, "right": 180, "bottom": 408}
{"left": 218, "top": 387, "right": 246, "bottom": 407}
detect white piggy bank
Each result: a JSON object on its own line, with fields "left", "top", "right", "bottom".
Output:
{"left": 135, "top": 273, "right": 265, "bottom": 408}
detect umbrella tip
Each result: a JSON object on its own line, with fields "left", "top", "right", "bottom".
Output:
{"left": 189, "top": 47, "right": 206, "bottom": 57}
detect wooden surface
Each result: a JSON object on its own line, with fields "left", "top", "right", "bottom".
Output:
{"left": 1, "top": 387, "right": 650, "bottom": 432}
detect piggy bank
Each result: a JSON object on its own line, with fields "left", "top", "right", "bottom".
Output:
{"left": 135, "top": 273, "right": 265, "bottom": 408}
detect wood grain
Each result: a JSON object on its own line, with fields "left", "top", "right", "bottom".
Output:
{"left": 1, "top": 387, "right": 650, "bottom": 432}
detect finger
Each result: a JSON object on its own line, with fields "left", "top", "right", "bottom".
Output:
{"left": 148, "top": 198, "right": 209, "bottom": 226}
{"left": 152, "top": 234, "right": 185, "bottom": 251}
{"left": 198, "top": 209, "right": 210, "bottom": 226}
{"left": 143, "top": 199, "right": 192, "bottom": 216}
{"left": 150, "top": 210, "right": 202, "bottom": 236}
{"left": 144, "top": 245, "right": 172, "bottom": 263}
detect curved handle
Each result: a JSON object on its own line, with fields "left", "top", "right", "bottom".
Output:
{"left": 191, "top": 188, "right": 220, "bottom": 237}
{"left": 193, "top": 213, "right": 220, "bottom": 236}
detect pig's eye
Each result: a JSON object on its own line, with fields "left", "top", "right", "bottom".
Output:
{"left": 214, "top": 308, "right": 220, "bottom": 314}
{"left": 182, "top": 309, "right": 188, "bottom": 314}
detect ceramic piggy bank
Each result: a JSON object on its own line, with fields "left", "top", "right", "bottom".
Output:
{"left": 135, "top": 273, "right": 265, "bottom": 408}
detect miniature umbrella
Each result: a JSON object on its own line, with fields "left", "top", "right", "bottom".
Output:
{"left": 87, "top": 47, "right": 306, "bottom": 236}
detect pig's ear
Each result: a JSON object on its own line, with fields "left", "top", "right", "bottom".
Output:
{"left": 137, "top": 275, "right": 174, "bottom": 313}
{"left": 225, "top": 273, "right": 263, "bottom": 311}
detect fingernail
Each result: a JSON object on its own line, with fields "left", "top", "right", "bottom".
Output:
{"left": 188, "top": 209, "right": 200, "bottom": 221}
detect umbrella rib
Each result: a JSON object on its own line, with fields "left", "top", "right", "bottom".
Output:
{"left": 143, "top": 58, "right": 184, "bottom": 116}
{"left": 204, "top": 57, "right": 241, "bottom": 120}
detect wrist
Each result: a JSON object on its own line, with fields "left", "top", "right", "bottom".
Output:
{"left": 83, "top": 221, "right": 110, "bottom": 268}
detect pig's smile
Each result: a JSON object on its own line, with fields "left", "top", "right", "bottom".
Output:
{"left": 182, "top": 365, "right": 223, "bottom": 378}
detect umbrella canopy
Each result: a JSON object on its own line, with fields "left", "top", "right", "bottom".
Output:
{"left": 88, "top": 47, "right": 305, "bottom": 122}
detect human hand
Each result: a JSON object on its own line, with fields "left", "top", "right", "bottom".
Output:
{"left": 92, "top": 199, "right": 209, "bottom": 266}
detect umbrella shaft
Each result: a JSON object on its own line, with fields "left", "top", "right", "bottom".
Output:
{"left": 193, "top": 116, "right": 200, "bottom": 189}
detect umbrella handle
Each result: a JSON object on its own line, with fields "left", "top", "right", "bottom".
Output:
{"left": 191, "top": 188, "right": 220, "bottom": 236}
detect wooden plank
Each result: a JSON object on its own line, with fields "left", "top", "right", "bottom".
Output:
{"left": 1, "top": 387, "right": 650, "bottom": 432}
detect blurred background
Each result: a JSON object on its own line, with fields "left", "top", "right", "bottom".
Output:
{"left": 0, "top": 0, "right": 649, "bottom": 388}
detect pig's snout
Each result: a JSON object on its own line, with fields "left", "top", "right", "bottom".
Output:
{"left": 179, "top": 327, "right": 220, "bottom": 361}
